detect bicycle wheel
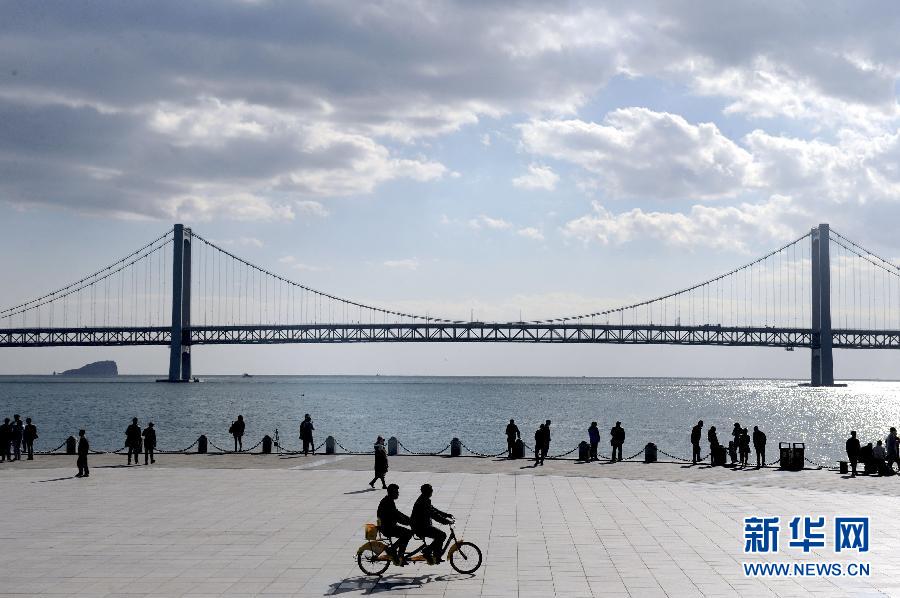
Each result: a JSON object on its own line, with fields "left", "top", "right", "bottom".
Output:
{"left": 449, "top": 541, "right": 482, "bottom": 574}
{"left": 358, "top": 547, "right": 391, "bottom": 576}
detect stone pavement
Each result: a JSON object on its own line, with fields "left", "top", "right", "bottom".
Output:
{"left": 0, "top": 456, "right": 898, "bottom": 597}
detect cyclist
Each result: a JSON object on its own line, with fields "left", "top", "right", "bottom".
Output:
{"left": 411, "top": 483, "right": 454, "bottom": 565}
{"left": 377, "top": 484, "right": 413, "bottom": 565}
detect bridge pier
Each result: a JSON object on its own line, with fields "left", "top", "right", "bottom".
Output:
{"left": 810, "top": 223, "right": 834, "bottom": 386}
{"left": 166, "top": 224, "right": 192, "bottom": 382}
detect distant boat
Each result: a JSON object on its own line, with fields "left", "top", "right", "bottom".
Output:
{"left": 242, "top": 373, "right": 252, "bottom": 378}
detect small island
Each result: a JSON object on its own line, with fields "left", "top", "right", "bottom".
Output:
{"left": 57, "top": 360, "right": 118, "bottom": 377}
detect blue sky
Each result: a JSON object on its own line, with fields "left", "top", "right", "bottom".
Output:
{"left": 2, "top": 1, "right": 900, "bottom": 377}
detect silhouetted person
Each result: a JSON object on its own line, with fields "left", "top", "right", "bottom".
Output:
{"left": 739, "top": 428, "right": 750, "bottom": 468}
{"left": 534, "top": 424, "right": 545, "bottom": 465}
{"left": 377, "top": 484, "right": 412, "bottom": 566}
{"left": 75, "top": 429, "right": 89, "bottom": 478}
{"left": 690, "top": 420, "right": 703, "bottom": 464}
{"left": 707, "top": 426, "right": 719, "bottom": 450}
{"left": 230, "top": 415, "right": 245, "bottom": 451}
{"left": 126, "top": 418, "right": 142, "bottom": 465}
{"left": 411, "top": 483, "right": 453, "bottom": 565}
{"left": 887, "top": 427, "right": 900, "bottom": 473}
{"left": 143, "top": 422, "right": 156, "bottom": 464}
{"left": 23, "top": 417, "right": 37, "bottom": 460}
{"left": 10, "top": 415, "right": 23, "bottom": 461}
{"left": 505, "top": 419, "right": 520, "bottom": 458}
{"left": 846, "top": 431, "right": 861, "bottom": 477}
{"left": 299, "top": 414, "right": 315, "bottom": 455}
{"left": 541, "top": 420, "right": 551, "bottom": 463}
{"left": 728, "top": 440, "right": 737, "bottom": 465}
{"left": 610, "top": 421, "right": 624, "bottom": 462}
{"left": 752, "top": 426, "right": 767, "bottom": 468}
{"left": 370, "top": 436, "right": 388, "bottom": 489}
{"left": 874, "top": 440, "right": 888, "bottom": 475}
{"left": 860, "top": 442, "right": 874, "bottom": 475}
{"left": 0, "top": 418, "right": 9, "bottom": 462}
{"left": 588, "top": 421, "right": 600, "bottom": 461}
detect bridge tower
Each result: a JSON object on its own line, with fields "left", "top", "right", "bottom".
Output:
{"left": 810, "top": 223, "right": 834, "bottom": 386}
{"left": 167, "top": 223, "right": 192, "bottom": 382}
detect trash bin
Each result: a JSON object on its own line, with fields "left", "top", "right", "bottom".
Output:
{"left": 450, "top": 437, "right": 461, "bottom": 457}
{"left": 712, "top": 445, "right": 727, "bottom": 466}
{"left": 262, "top": 435, "right": 272, "bottom": 454}
{"left": 512, "top": 438, "right": 524, "bottom": 459}
{"left": 65, "top": 436, "right": 77, "bottom": 455}
{"left": 387, "top": 436, "right": 398, "bottom": 456}
{"left": 839, "top": 461, "right": 848, "bottom": 474}
{"left": 644, "top": 442, "right": 657, "bottom": 463}
{"left": 325, "top": 435, "right": 335, "bottom": 455}
{"left": 792, "top": 443, "right": 805, "bottom": 471}
{"left": 197, "top": 434, "right": 207, "bottom": 454}
{"left": 578, "top": 441, "right": 590, "bottom": 462}
{"left": 779, "top": 442, "right": 791, "bottom": 470}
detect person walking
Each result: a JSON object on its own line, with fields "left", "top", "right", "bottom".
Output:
{"left": 75, "top": 429, "right": 90, "bottom": 478}
{"left": 126, "top": 418, "right": 142, "bottom": 465}
{"left": 534, "top": 423, "right": 545, "bottom": 466}
{"left": 299, "top": 414, "right": 315, "bottom": 455}
{"left": 23, "top": 417, "right": 37, "bottom": 460}
{"left": 230, "top": 415, "right": 245, "bottom": 451}
{"left": 541, "top": 420, "right": 551, "bottom": 464}
{"left": 752, "top": 426, "right": 767, "bottom": 468}
{"left": 886, "top": 427, "right": 900, "bottom": 473}
{"left": 370, "top": 436, "right": 388, "bottom": 489}
{"left": 505, "top": 419, "right": 520, "bottom": 458}
{"left": 690, "top": 420, "right": 703, "bottom": 464}
{"left": 10, "top": 415, "right": 23, "bottom": 461}
{"left": 142, "top": 422, "right": 156, "bottom": 465}
{"left": 0, "top": 418, "right": 9, "bottom": 462}
{"left": 846, "top": 431, "right": 861, "bottom": 477}
{"left": 588, "top": 421, "right": 600, "bottom": 462}
{"left": 610, "top": 421, "right": 624, "bottom": 462}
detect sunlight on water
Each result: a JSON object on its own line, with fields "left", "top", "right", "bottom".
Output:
{"left": 1, "top": 376, "right": 898, "bottom": 464}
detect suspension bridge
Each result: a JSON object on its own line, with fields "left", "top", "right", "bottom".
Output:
{"left": 2, "top": 223, "right": 899, "bottom": 386}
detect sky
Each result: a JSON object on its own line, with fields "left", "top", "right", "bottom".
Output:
{"left": 2, "top": 1, "right": 900, "bottom": 378}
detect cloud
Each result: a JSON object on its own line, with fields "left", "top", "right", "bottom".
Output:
{"left": 216, "top": 237, "right": 264, "bottom": 248}
{"left": 468, "top": 215, "right": 513, "bottom": 230}
{"left": 480, "top": 133, "right": 492, "bottom": 147}
{"left": 295, "top": 200, "right": 329, "bottom": 217}
{"left": 512, "top": 164, "right": 559, "bottom": 191}
{"left": 517, "top": 227, "right": 545, "bottom": 241}
{"left": 519, "top": 109, "right": 757, "bottom": 200}
{"left": 383, "top": 258, "right": 420, "bottom": 270}
{"left": 563, "top": 196, "right": 804, "bottom": 252}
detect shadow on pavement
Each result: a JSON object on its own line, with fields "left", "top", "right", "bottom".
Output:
{"left": 328, "top": 572, "right": 473, "bottom": 595}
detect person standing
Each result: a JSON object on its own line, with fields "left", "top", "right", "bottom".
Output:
{"left": 886, "top": 427, "right": 900, "bottom": 473}
{"left": 690, "top": 420, "right": 703, "bottom": 464}
{"left": 588, "top": 422, "right": 600, "bottom": 462}
{"left": 534, "top": 424, "right": 545, "bottom": 466}
{"left": 610, "top": 421, "right": 624, "bottom": 462}
{"left": 752, "top": 426, "right": 767, "bottom": 468}
{"left": 541, "top": 420, "right": 551, "bottom": 464}
{"left": 23, "top": 417, "right": 37, "bottom": 460}
{"left": 126, "top": 418, "right": 142, "bottom": 465}
{"left": 370, "top": 436, "right": 388, "bottom": 489}
{"left": 0, "top": 418, "right": 10, "bottom": 462}
{"left": 299, "top": 414, "right": 315, "bottom": 455}
{"left": 10, "top": 415, "right": 23, "bottom": 461}
{"left": 505, "top": 419, "right": 520, "bottom": 458}
{"left": 739, "top": 428, "right": 751, "bottom": 468}
{"left": 230, "top": 415, "right": 245, "bottom": 451}
{"left": 846, "top": 431, "right": 861, "bottom": 477}
{"left": 75, "top": 429, "right": 90, "bottom": 478}
{"left": 142, "top": 422, "right": 156, "bottom": 465}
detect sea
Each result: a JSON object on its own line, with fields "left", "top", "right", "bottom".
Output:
{"left": 1, "top": 376, "right": 898, "bottom": 464}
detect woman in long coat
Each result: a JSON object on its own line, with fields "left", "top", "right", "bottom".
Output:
{"left": 369, "top": 436, "right": 388, "bottom": 489}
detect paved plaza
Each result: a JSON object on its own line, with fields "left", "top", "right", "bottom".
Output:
{"left": 1, "top": 455, "right": 898, "bottom": 597}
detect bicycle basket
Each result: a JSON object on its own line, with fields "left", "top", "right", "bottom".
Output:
{"left": 364, "top": 523, "right": 378, "bottom": 540}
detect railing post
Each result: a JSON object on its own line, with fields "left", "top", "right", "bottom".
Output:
{"left": 167, "top": 224, "right": 192, "bottom": 382}
{"left": 810, "top": 223, "right": 834, "bottom": 386}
